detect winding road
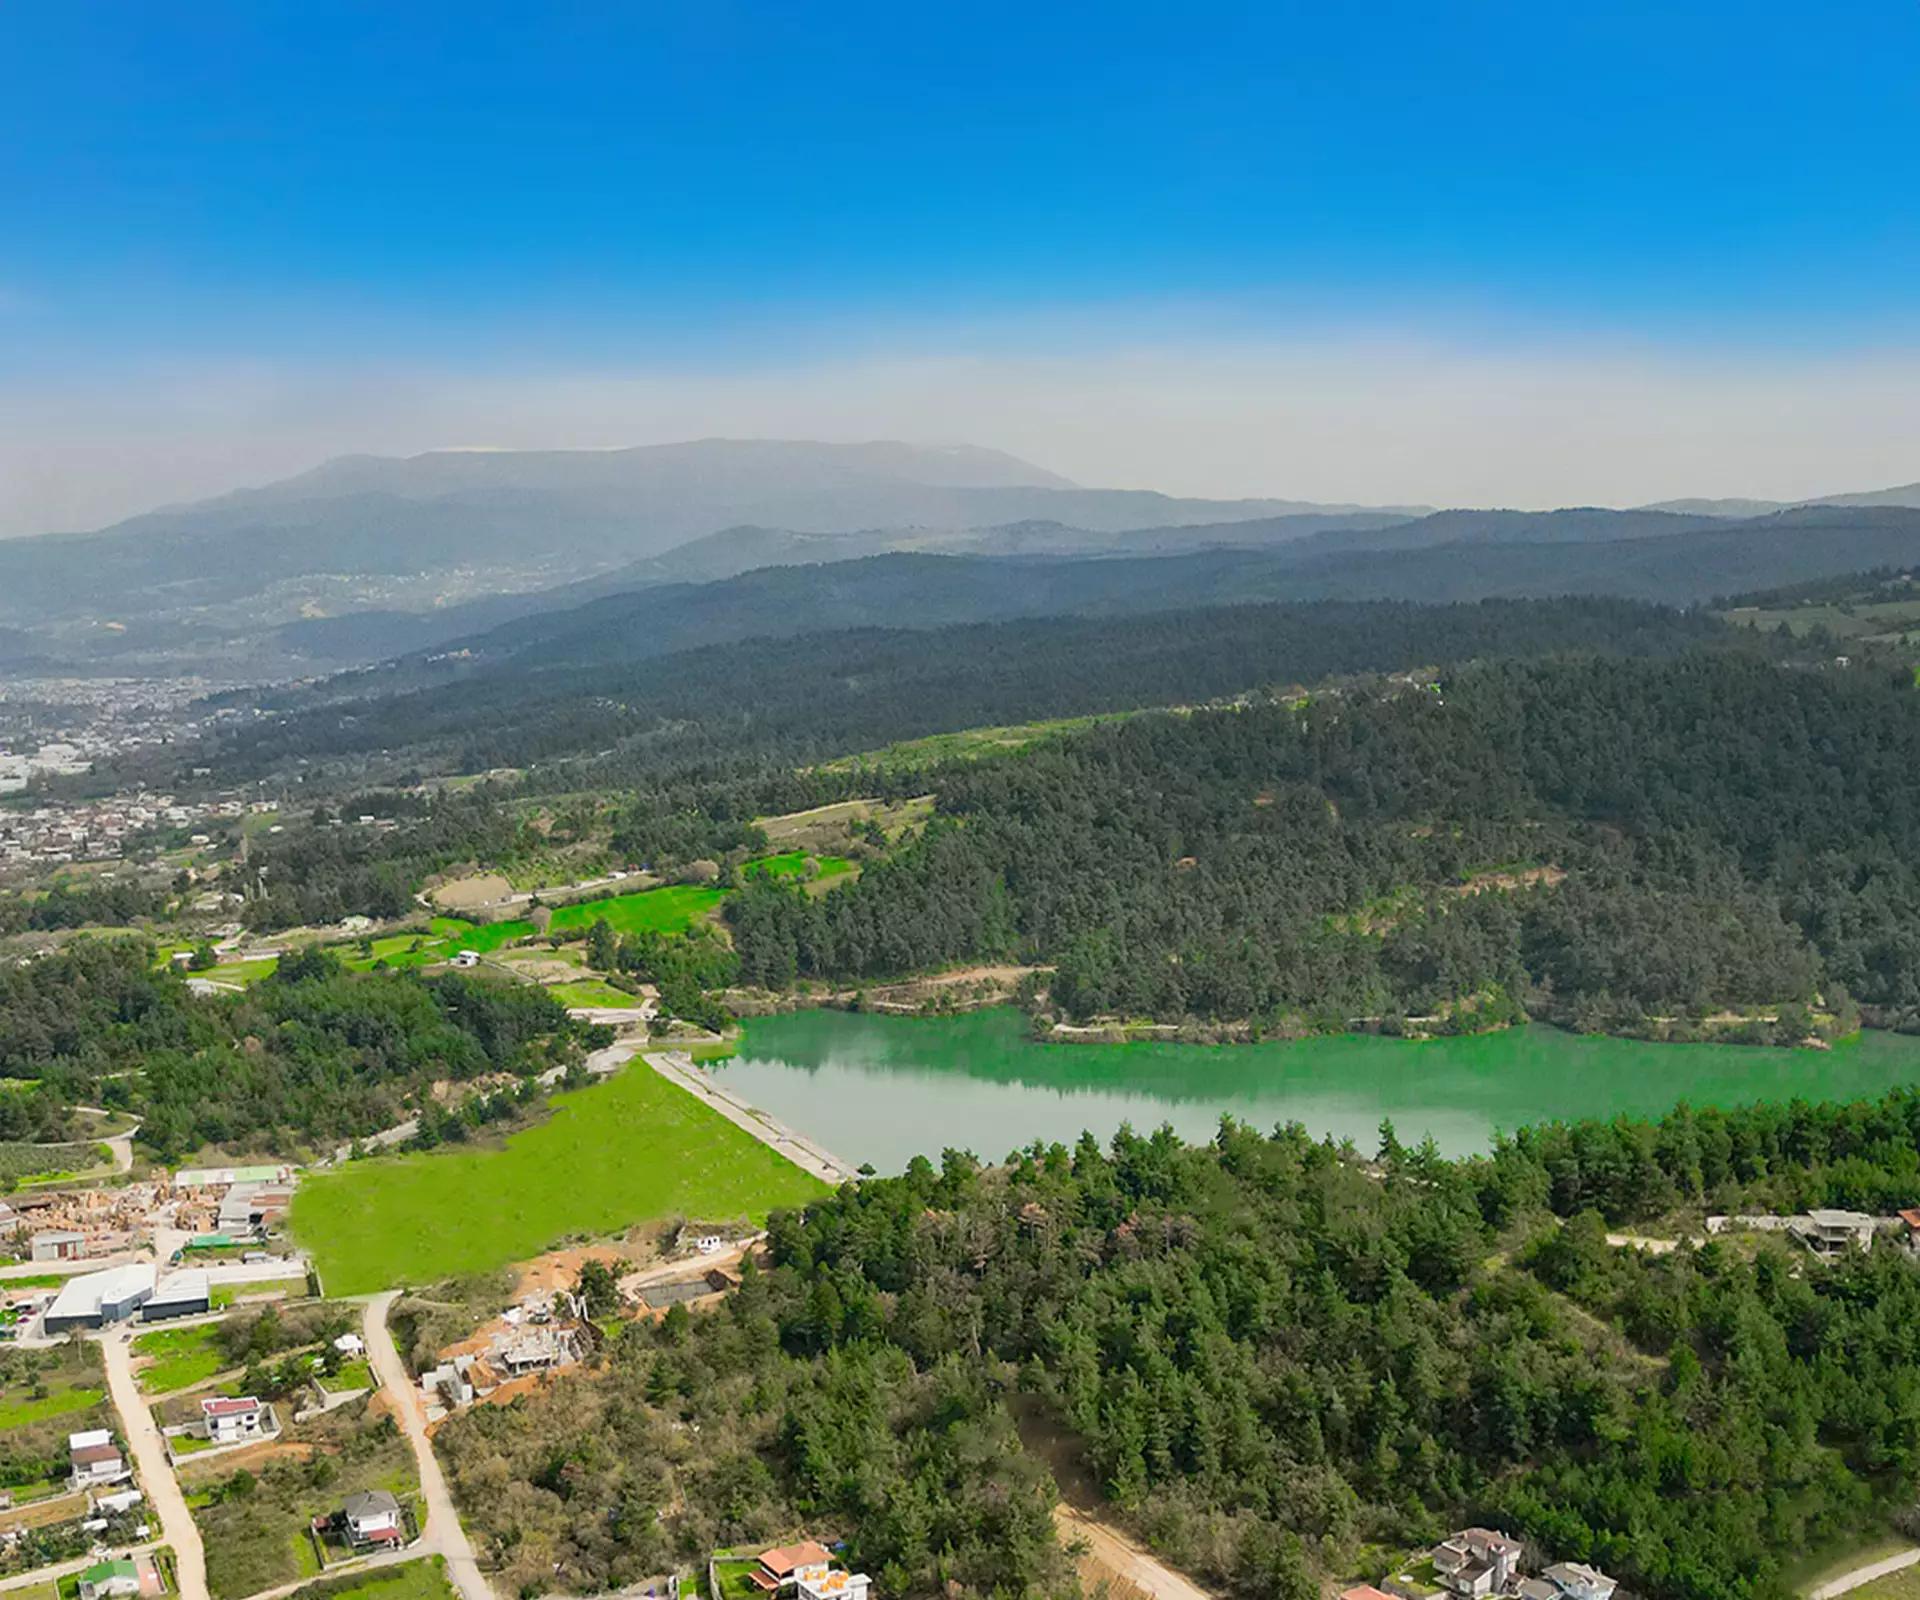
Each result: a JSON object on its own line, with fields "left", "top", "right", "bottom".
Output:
{"left": 362, "top": 1293, "right": 492, "bottom": 1600}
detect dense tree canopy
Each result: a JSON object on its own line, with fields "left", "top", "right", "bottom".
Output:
{"left": 727, "top": 654, "right": 1920, "bottom": 1033}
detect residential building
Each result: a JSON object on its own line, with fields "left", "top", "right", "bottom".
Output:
{"left": 77, "top": 1559, "right": 141, "bottom": 1600}
{"left": 44, "top": 1264, "right": 157, "bottom": 1332}
{"left": 1431, "top": 1529, "right": 1525, "bottom": 1597}
{"left": 341, "top": 1489, "right": 406, "bottom": 1548}
{"left": 1526, "top": 1563, "right": 1618, "bottom": 1600}
{"left": 796, "top": 1572, "right": 870, "bottom": 1600}
{"left": 751, "top": 1542, "right": 834, "bottom": 1594}
{"left": 422, "top": 1357, "right": 476, "bottom": 1408}
{"left": 69, "top": 1429, "right": 129, "bottom": 1486}
{"left": 1795, "top": 1208, "right": 1877, "bottom": 1255}
{"left": 1341, "top": 1589, "right": 1398, "bottom": 1600}
{"left": 333, "top": 1333, "right": 366, "bottom": 1358}
{"left": 201, "top": 1395, "right": 269, "bottom": 1445}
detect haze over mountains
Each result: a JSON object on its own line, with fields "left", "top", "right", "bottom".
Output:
{"left": 6, "top": 436, "right": 1920, "bottom": 678}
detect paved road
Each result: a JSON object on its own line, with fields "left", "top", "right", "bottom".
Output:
{"left": 1810, "top": 1546, "right": 1920, "bottom": 1599}
{"left": 97, "top": 1333, "right": 208, "bottom": 1600}
{"left": 644, "top": 1051, "right": 861, "bottom": 1184}
{"left": 363, "top": 1293, "right": 492, "bottom": 1600}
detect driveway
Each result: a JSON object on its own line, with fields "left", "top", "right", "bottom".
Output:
{"left": 362, "top": 1293, "right": 492, "bottom": 1600}
{"left": 96, "top": 1333, "right": 208, "bottom": 1600}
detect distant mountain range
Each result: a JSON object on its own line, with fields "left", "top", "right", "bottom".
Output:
{"left": 2, "top": 437, "right": 1918, "bottom": 678}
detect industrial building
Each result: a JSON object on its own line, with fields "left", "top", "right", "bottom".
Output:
{"left": 140, "top": 1268, "right": 210, "bottom": 1322}
{"left": 43, "top": 1265, "right": 156, "bottom": 1333}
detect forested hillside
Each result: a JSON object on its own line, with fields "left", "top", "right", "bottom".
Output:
{"left": 197, "top": 596, "right": 1738, "bottom": 786}
{"left": 727, "top": 653, "right": 1920, "bottom": 1034}
{"left": 439, "top": 1102, "right": 1920, "bottom": 1600}
{"left": 0, "top": 940, "right": 590, "bottom": 1159}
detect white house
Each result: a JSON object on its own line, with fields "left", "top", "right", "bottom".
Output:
{"left": 201, "top": 1395, "right": 269, "bottom": 1445}
{"left": 333, "top": 1332, "right": 366, "bottom": 1358}
{"left": 68, "top": 1429, "right": 128, "bottom": 1486}
{"left": 1432, "top": 1529, "right": 1525, "bottom": 1598}
{"left": 797, "top": 1572, "right": 871, "bottom": 1600}
{"left": 342, "top": 1489, "right": 405, "bottom": 1548}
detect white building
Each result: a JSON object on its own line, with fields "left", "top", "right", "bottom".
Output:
{"left": 201, "top": 1395, "right": 269, "bottom": 1445}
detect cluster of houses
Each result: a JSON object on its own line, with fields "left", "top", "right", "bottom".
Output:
{"left": 1345, "top": 1527, "right": 1630, "bottom": 1600}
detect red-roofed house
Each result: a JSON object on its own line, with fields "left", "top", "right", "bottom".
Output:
{"left": 201, "top": 1395, "right": 270, "bottom": 1446}
{"left": 751, "top": 1543, "right": 834, "bottom": 1594}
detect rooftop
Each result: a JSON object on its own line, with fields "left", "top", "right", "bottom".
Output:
{"left": 759, "top": 1541, "right": 833, "bottom": 1578}
{"left": 44, "top": 1262, "right": 156, "bottom": 1322}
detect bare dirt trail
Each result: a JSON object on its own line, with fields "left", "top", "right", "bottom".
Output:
{"left": 1012, "top": 1396, "right": 1217, "bottom": 1600}
{"left": 362, "top": 1293, "right": 494, "bottom": 1600}
{"left": 97, "top": 1332, "right": 208, "bottom": 1600}
{"left": 1809, "top": 1546, "right": 1920, "bottom": 1599}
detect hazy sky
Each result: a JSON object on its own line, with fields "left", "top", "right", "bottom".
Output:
{"left": 3, "top": 1, "right": 1917, "bottom": 534}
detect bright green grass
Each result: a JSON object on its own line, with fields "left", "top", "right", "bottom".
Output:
{"left": 545, "top": 979, "right": 635, "bottom": 1009}
{"left": 208, "top": 958, "right": 279, "bottom": 988}
{"left": 291, "top": 1064, "right": 826, "bottom": 1295}
{"left": 548, "top": 886, "right": 725, "bottom": 937}
{"left": 745, "top": 850, "right": 855, "bottom": 882}
{"left": 0, "top": 1383, "right": 106, "bottom": 1427}
{"left": 324, "top": 1358, "right": 375, "bottom": 1393}
{"left": 286, "top": 1558, "right": 457, "bottom": 1600}
{"left": 0, "top": 1273, "right": 68, "bottom": 1289}
{"left": 133, "top": 1324, "right": 229, "bottom": 1395}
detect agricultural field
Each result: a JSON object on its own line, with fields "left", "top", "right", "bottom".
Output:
{"left": 291, "top": 1062, "right": 826, "bottom": 1295}
{"left": 0, "top": 1142, "right": 111, "bottom": 1185}
{"left": 183, "top": 1396, "right": 418, "bottom": 1600}
{"left": 133, "top": 1322, "right": 231, "bottom": 1395}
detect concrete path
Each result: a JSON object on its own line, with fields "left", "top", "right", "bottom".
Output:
{"left": 644, "top": 1051, "right": 860, "bottom": 1185}
{"left": 97, "top": 1332, "right": 208, "bottom": 1600}
{"left": 1809, "top": 1546, "right": 1920, "bottom": 1599}
{"left": 363, "top": 1293, "right": 492, "bottom": 1600}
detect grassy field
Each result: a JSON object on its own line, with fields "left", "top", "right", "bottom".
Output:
{"left": 745, "top": 850, "right": 855, "bottom": 884}
{"left": 133, "top": 1322, "right": 230, "bottom": 1395}
{"left": 284, "top": 1559, "right": 456, "bottom": 1600}
{"left": 544, "top": 979, "right": 635, "bottom": 1009}
{"left": 291, "top": 1063, "right": 826, "bottom": 1295}
{"left": 548, "top": 885, "right": 726, "bottom": 937}
{"left": 0, "top": 1344, "right": 109, "bottom": 1435}
{"left": 0, "top": 1379, "right": 106, "bottom": 1428}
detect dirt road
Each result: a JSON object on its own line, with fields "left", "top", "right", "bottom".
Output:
{"left": 1054, "top": 1505, "right": 1213, "bottom": 1600}
{"left": 363, "top": 1293, "right": 492, "bottom": 1600}
{"left": 97, "top": 1333, "right": 208, "bottom": 1600}
{"left": 1809, "top": 1546, "right": 1920, "bottom": 1599}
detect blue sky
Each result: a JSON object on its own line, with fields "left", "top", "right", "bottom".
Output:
{"left": 1, "top": 1, "right": 1918, "bottom": 526}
